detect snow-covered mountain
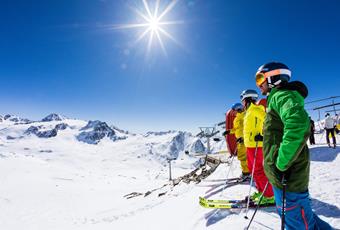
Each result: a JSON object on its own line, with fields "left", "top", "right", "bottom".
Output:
{"left": 0, "top": 113, "right": 338, "bottom": 230}
{"left": 41, "top": 113, "right": 67, "bottom": 122}
{"left": 0, "top": 113, "right": 214, "bottom": 160}
{"left": 77, "top": 120, "right": 119, "bottom": 144}
{"left": 2, "top": 114, "right": 32, "bottom": 124}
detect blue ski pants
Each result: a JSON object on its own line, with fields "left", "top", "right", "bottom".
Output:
{"left": 273, "top": 186, "right": 332, "bottom": 230}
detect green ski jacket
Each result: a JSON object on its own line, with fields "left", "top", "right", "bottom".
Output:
{"left": 263, "top": 81, "right": 311, "bottom": 192}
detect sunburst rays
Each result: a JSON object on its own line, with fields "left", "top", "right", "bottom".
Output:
{"left": 113, "top": 0, "right": 183, "bottom": 57}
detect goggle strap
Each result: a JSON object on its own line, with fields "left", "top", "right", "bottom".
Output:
{"left": 241, "top": 93, "right": 258, "bottom": 99}
{"left": 264, "top": 69, "right": 291, "bottom": 78}
{"left": 257, "top": 68, "right": 290, "bottom": 87}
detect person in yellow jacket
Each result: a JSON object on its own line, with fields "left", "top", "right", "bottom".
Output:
{"left": 224, "top": 103, "right": 250, "bottom": 180}
{"left": 241, "top": 89, "right": 274, "bottom": 204}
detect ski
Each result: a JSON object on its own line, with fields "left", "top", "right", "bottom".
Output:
{"left": 199, "top": 196, "right": 275, "bottom": 209}
{"left": 200, "top": 196, "right": 247, "bottom": 204}
{"left": 199, "top": 177, "right": 247, "bottom": 188}
{"left": 203, "top": 176, "right": 251, "bottom": 183}
{"left": 204, "top": 179, "right": 249, "bottom": 194}
{"left": 204, "top": 177, "right": 251, "bottom": 197}
{"left": 200, "top": 200, "right": 248, "bottom": 209}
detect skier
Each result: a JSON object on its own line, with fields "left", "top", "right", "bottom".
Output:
{"left": 324, "top": 113, "right": 336, "bottom": 148}
{"left": 309, "top": 117, "right": 315, "bottom": 145}
{"left": 223, "top": 103, "right": 250, "bottom": 180}
{"left": 240, "top": 89, "right": 274, "bottom": 204}
{"left": 255, "top": 61, "right": 332, "bottom": 229}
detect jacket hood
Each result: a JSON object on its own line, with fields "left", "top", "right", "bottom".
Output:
{"left": 279, "top": 81, "right": 308, "bottom": 99}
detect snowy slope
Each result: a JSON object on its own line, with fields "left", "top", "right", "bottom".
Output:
{"left": 0, "top": 115, "right": 339, "bottom": 230}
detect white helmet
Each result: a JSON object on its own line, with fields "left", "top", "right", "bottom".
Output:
{"left": 240, "top": 89, "right": 258, "bottom": 101}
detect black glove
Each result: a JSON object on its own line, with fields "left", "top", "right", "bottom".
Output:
{"left": 223, "top": 130, "right": 230, "bottom": 136}
{"left": 254, "top": 134, "right": 263, "bottom": 142}
{"left": 274, "top": 165, "right": 289, "bottom": 186}
{"left": 236, "top": 137, "right": 244, "bottom": 144}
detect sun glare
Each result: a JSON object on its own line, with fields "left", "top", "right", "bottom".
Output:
{"left": 149, "top": 18, "right": 160, "bottom": 31}
{"left": 113, "top": 0, "right": 182, "bottom": 57}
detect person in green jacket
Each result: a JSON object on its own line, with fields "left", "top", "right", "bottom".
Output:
{"left": 255, "top": 62, "right": 332, "bottom": 230}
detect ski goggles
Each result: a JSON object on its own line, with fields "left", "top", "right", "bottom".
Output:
{"left": 255, "top": 69, "right": 291, "bottom": 86}
{"left": 255, "top": 72, "right": 267, "bottom": 87}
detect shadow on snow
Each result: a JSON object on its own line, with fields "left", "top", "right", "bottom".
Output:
{"left": 309, "top": 146, "right": 339, "bottom": 162}
{"left": 204, "top": 207, "right": 276, "bottom": 227}
{"left": 311, "top": 198, "right": 340, "bottom": 218}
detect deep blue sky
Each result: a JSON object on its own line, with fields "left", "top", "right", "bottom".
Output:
{"left": 1, "top": 0, "right": 340, "bottom": 133}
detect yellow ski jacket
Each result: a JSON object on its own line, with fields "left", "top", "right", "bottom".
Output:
{"left": 243, "top": 103, "right": 266, "bottom": 148}
{"left": 231, "top": 111, "right": 244, "bottom": 139}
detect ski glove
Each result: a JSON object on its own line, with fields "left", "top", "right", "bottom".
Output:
{"left": 274, "top": 165, "right": 290, "bottom": 187}
{"left": 236, "top": 137, "right": 244, "bottom": 144}
{"left": 254, "top": 134, "right": 263, "bottom": 142}
{"left": 223, "top": 130, "right": 230, "bottom": 136}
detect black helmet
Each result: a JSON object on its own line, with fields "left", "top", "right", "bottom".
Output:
{"left": 255, "top": 62, "right": 291, "bottom": 88}
{"left": 240, "top": 89, "right": 258, "bottom": 101}
{"left": 231, "top": 103, "right": 243, "bottom": 111}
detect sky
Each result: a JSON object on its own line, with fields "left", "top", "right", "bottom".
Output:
{"left": 1, "top": 0, "right": 340, "bottom": 133}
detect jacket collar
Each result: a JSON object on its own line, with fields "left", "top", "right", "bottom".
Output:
{"left": 267, "top": 87, "right": 279, "bottom": 104}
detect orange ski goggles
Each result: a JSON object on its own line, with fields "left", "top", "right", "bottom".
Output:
{"left": 255, "top": 69, "right": 291, "bottom": 86}
{"left": 255, "top": 72, "right": 267, "bottom": 87}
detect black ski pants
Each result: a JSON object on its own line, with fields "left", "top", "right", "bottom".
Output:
{"left": 325, "top": 128, "right": 336, "bottom": 145}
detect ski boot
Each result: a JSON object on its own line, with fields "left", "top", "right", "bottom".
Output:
{"left": 253, "top": 195, "right": 275, "bottom": 206}
{"left": 238, "top": 172, "right": 251, "bottom": 182}
{"left": 247, "top": 191, "right": 262, "bottom": 202}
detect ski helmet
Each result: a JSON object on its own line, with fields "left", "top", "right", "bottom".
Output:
{"left": 231, "top": 103, "right": 243, "bottom": 111}
{"left": 255, "top": 62, "right": 291, "bottom": 88}
{"left": 240, "top": 89, "right": 258, "bottom": 101}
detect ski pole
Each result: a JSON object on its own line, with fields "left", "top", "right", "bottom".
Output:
{"left": 281, "top": 174, "right": 287, "bottom": 230}
{"left": 245, "top": 181, "right": 269, "bottom": 230}
{"left": 225, "top": 154, "right": 236, "bottom": 179}
{"left": 219, "top": 147, "right": 238, "bottom": 197}
{"left": 244, "top": 141, "right": 259, "bottom": 219}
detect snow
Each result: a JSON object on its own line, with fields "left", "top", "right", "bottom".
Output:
{"left": 0, "top": 116, "right": 339, "bottom": 229}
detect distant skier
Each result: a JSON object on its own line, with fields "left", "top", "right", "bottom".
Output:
{"left": 309, "top": 117, "right": 315, "bottom": 145}
{"left": 255, "top": 61, "right": 332, "bottom": 229}
{"left": 324, "top": 113, "right": 336, "bottom": 148}
{"left": 240, "top": 89, "right": 274, "bottom": 204}
{"left": 223, "top": 103, "right": 250, "bottom": 180}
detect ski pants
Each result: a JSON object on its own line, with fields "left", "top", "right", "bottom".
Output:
{"left": 325, "top": 128, "right": 336, "bottom": 145}
{"left": 246, "top": 147, "right": 273, "bottom": 197}
{"left": 237, "top": 143, "right": 249, "bottom": 174}
{"left": 273, "top": 186, "right": 332, "bottom": 230}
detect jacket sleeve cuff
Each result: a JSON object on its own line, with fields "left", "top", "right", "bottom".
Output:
{"left": 275, "top": 161, "right": 286, "bottom": 172}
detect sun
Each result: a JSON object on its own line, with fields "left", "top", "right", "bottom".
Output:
{"left": 149, "top": 17, "right": 160, "bottom": 31}
{"left": 113, "top": 0, "right": 183, "bottom": 57}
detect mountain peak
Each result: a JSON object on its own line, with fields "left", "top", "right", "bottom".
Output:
{"left": 3, "top": 114, "right": 31, "bottom": 124}
{"left": 77, "top": 120, "right": 118, "bottom": 144}
{"left": 41, "top": 113, "right": 66, "bottom": 122}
